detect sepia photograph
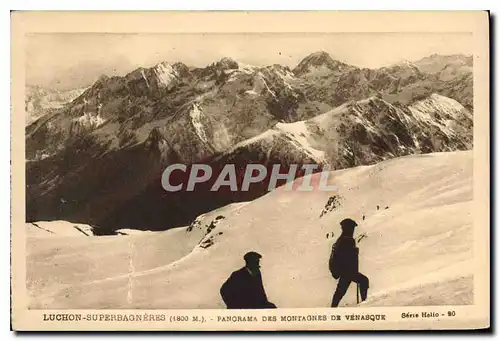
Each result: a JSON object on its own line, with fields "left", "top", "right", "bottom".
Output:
{"left": 11, "top": 11, "right": 490, "bottom": 331}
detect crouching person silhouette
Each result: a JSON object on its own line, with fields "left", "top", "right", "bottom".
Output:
{"left": 220, "top": 251, "right": 277, "bottom": 309}
{"left": 329, "top": 218, "right": 369, "bottom": 307}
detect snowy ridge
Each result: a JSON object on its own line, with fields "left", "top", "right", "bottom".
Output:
{"left": 211, "top": 129, "right": 278, "bottom": 162}
{"left": 116, "top": 229, "right": 158, "bottom": 235}
{"left": 189, "top": 103, "right": 209, "bottom": 144}
{"left": 313, "top": 101, "right": 353, "bottom": 125}
{"left": 216, "top": 92, "right": 470, "bottom": 168}
{"left": 312, "top": 94, "right": 471, "bottom": 157}
{"left": 236, "top": 129, "right": 278, "bottom": 148}
{"left": 220, "top": 130, "right": 279, "bottom": 157}
{"left": 409, "top": 93, "right": 471, "bottom": 137}
{"left": 153, "top": 62, "right": 178, "bottom": 87}
{"left": 275, "top": 121, "right": 326, "bottom": 163}
{"left": 410, "top": 93, "right": 466, "bottom": 118}
{"left": 312, "top": 97, "right": 376, "bottom": 125}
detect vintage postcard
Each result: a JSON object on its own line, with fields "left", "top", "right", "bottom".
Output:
{"left": 11, "top": 11, "right": 490, "bottom": 331}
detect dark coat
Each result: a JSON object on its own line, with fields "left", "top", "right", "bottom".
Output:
{"left": 220, "top": 267, "right": 275, "bottom": 309}
{"left": 329, "top": 234, "right": 359, "bottom": 279}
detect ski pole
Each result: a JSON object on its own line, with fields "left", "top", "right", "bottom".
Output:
{"left": 356, "top": 283, "right": 360, "bottom": 304}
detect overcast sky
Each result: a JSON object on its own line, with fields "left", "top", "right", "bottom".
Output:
{"left": 26, "top": 32, "right": 472, "bottom": 90}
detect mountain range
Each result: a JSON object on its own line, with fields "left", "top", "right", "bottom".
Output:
{"left": 25, "top": 85, "right": 87, "bottom": 126}
{"left": 25, "top": 51, "right": 473, "bottom": 233}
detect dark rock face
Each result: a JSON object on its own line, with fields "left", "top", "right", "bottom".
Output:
{"left": 320, "top": 195, "right": 344, "bottom": 218}
{"left": 25, "top": 52, "right": 473, "bottom": 233}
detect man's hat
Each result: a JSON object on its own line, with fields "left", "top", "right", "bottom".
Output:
{"left": 244, "top": 251, "right": 262, "bottom": 262}
{"left": 340, "top": 218, "right": 358, "bottom": 230}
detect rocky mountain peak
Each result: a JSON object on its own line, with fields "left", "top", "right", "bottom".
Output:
{"left": 171, "top": 61, "right": 190, "bottom": 77}
{"left": 96, "top": 74, "right": 110, "bottom": 83}
{"left": 214, "top": 57, "right": 239, "bottom": 70}
{"left": 302, "top": 51, "right": 334, "bottom": 63}
{"left": 293, "top": 51, "right": 346, "bottom": 76}
{"left": 152, "top": 62, "right": 179, "bottom": 88}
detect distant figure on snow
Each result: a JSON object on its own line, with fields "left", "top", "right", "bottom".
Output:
{"left": 329, "top": 218, "right": 369, "bottom": 307}
{"left": 220, "top": 251, "right": 277, "bottom": 309}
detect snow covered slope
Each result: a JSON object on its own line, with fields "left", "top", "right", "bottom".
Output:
{"left": 275, "top": 121, "right": 326, "bottom": 163}
{"left": 27, "top": 151, "right": 473, "bottom": 309}
{"left": 26, "top": 221, "right": 95, "bottom": 237}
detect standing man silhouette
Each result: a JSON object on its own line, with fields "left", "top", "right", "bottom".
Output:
{"left": 329, "top": 218, "right": 369, "bottom": 307}
{"left": 220, "top": 251, "right": 277, "bottom": 309}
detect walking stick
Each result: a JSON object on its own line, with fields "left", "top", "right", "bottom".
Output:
{"left": 356, "top": 283, "right": 360, "bottom": 304}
